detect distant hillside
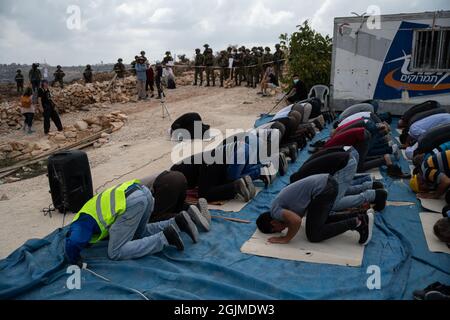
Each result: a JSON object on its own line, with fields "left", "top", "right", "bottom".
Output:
{"left": 0, "top": 63, "right": 123, "bottom": 84}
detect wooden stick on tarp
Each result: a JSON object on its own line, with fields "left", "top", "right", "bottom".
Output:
{"left": 211, "top": 215, "right": 251, "bottom": 224}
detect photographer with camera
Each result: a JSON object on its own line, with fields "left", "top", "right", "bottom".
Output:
{"left": 38, "top": 79, "right": 63, "bottom": 134}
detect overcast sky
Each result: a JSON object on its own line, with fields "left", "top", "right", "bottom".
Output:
{"left": 0, "top": 0, "right": 449, "bottom": 66}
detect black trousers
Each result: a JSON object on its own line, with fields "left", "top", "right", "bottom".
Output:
{"left": 305, "top": 177, "right": 358, "bottom": 242}
{"left": 198, "top": 163, "right": 236, "bottom": 202}
{"left": 43, "top": 104, "right": 63, "bottom": 134}
{"left": 149, "top": 171, "right": 189, "bottom": 222}
{"left": 155, "top": 77, "right": 163, "bottom": 98}
{"left": 23, "top": 113, "right": 34, "bottom": 127}
{"left": 353, "top": 130, "right": 385, "bottom": 172}
{"left": 146, "top": 79, "right": 154, "bottom": 92}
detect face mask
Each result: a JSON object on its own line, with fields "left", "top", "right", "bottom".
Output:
{"left": 294, "top": 79, "right": 299, "bottom": 84}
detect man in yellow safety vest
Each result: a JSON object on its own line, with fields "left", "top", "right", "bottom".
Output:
{"left": 64, "top": 179, "right": 202, "bottom": 265}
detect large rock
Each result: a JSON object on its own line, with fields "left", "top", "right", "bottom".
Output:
{"left": 64, "top": 131, "right": 78, "bottom": 139}
{"left": 0, "top": 144, "right": 13, "bottom": 152}
{"left": 74, "top": 120, "right": 89, "bottom": 131}
{"left": 111, "top": 122, "right": 124, "bottom": 132}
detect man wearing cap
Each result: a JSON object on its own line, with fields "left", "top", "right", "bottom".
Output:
{"left": 135, "top": 57, "right": 148, "bottom": 100}
{"left": 114, "top": 58, "right": 126, "bottom": 78}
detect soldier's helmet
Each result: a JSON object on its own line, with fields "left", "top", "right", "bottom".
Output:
{"left": 275, "top": 43, "right": 281, "bottom": 48}
{"left": 251, "top": 47, "right": 257, "bottom": 51}
{"left": 227, "top": 46, "right": 232, "bottom": 51}
{"left": 57, "top": 65, "right": 61, "bottom": 69}
{"left": 208, "top": 48, "right": 213, "bottom": 53}
{"left": 195, "top": 48, "right": 201, "bottom": 52}
{"left": 86, "top": 65, "right": 91, "bottom": 69}
{"left": 265, "top": 47, "right": 271, "bottom": 51}
{"left": 246, "top": 49, "right": 250, "bottom": 53}
{"left": 165, "top": 51, "right": 171, "bottom": 55}
{"left": 140, "top": 51, "right": 146, "bottom": 55}
{"left": 204, "top": 44, "right": 209, "bottom": 48}
{"left": 118, "top": 58, "right": 123, "bottom": 62}
{"left": 17, "top": 69, "right": 21, "bottom": 72}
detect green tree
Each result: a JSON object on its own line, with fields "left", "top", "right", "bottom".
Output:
{"left": 280, "top": 20, "right": 332, "bottom": 91}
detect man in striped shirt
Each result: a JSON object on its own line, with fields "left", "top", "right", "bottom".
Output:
{"left": 414, "top": 150, "right": 450, "bottom": 199}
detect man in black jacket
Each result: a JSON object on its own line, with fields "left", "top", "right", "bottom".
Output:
{"left": 287, "top": 75, "right": 308, "bottom": 104}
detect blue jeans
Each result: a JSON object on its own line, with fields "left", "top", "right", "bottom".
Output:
{"left": 107, "top": 186, "right": 177, "bottom": 260}
{"left": 332, "top": 153, "right": 376, "bottom": 211}
{"left": 227, "top": 142, "right": 262, "bottom": 181}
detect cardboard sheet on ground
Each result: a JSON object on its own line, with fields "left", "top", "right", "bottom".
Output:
{"left": 419, "top": 212, "right": 450, "bottom": 254}
{"left": 208, "top": 188, "right": 262, "bottom": 212}
{"left": 367, "top": 168, "right": 383, "bottom": 180}
{"left": 241, "top": 227, "right": 364, "bottom": 267}
{"left": 419, "top": 197, "right": 447, "bottom": 213}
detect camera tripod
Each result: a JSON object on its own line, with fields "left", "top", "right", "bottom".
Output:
{"left": 159, "top": 90, "right": 171, "bottom": 120}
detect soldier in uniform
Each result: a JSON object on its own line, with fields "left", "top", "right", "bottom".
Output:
{"left": 15, "top": 69, "right": 24, "bottom": 93}
{"left": 83, "top": 65, "right": 93, "bottom": 84}
{"left": 204, "top": 48, "right": 215, "bottom": 87}
{"left": 273, "top": 43, "right": 285, "bottom": 82}
{"left": 52, "top": 65, "right": 65, "bottom": 88}
{"left": 243, "top": 48, "right": 252, "bottom": 87}
{"left": 203, "top": 44, "right": 210, "bottom": 56}
{"left": 217, "top": 50, "right": 229, "bottom": 87}
{"left": 140, "top": 51, "right": 149, "bottom": 65}
{"left": 131, "top": 56, "right": 138, "bottom": 75}
{"left": 256, "top": 48, "right": 264, "bottom": 85}
{"left": 114, "top": 58, "right": 126, "bottom": 78}
{"left": 194, "top": 48, "right": 204, "bottom": 86}
{"left": 248, "top": 48, "right": 259, "bottom": 89}
{"left": 225, "top": 47, "right": 233, "bottom": 80}
{"left": 263, "top": 47, "right": 274, "bottom": 71}
{"left": 28, "top": 63, "right": 42, "bottom": 104}
{"left": 235, "top": 47, "right": 245, "bottom": 86}
{"left": 163, "top": 51, "right": 173, "bottom": 65}
{"left": 240, "top": 46, "right": 247, "bottom": 83}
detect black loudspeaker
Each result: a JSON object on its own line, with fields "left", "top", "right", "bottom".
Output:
{"left": 47, "top": 150, "right": 93, "bottom": 213}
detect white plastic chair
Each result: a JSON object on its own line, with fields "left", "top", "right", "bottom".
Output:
{"left": 308, "top": 85, "right": 330, "bottom": 111}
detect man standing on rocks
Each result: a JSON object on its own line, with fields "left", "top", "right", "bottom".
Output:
{"left": 38, "top": 80, "right": 63, "bottom": 134}
{"left": 83, "top": 65, "right": 93, "bottom": 84}
{"left": 15, "top": 69, "right": 24, "bottom": 94}
{"left": 28, "top": 63, "right": 42, "bottom": 103}
{"left": 52, "top": 65, "right": 65, "bottom": 88}
{"left": 135, "top": 57, "right": 148, "bottom": 100}
{"left": 114, "top": 58, "right": 126, "bottom": 78}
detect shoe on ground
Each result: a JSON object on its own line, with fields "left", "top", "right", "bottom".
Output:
{"left": 392, "top": 144, "right": 401, "bottom": 161}
{"left": 279, "top": 153, "right": 288, "bottom": 176}
{"left": 387, "top": 165, "right": 411, "bottom": 179}
{"left": 288, "top": 144, "right": 298, "bottom": 162}
{"left": 443, "top": 205, "right": 450, "bottom": 218}
{"left": 259, "top": 166, "right": 273, "bottom": 187}
{"left": 243, "top": 175, "right": 256, "bottom": 199}
{"left": 197, "top": 198, "right": 211, "bottom": 224}
{"left": 373, "top": 189, "right": 388, "bottom": 211}
{"left": 424, "top": 290, "right": 450, "bottom": 300}
{"left": 188, "top": 205, "right": 210, "bottom": 232}
{"left": 413, "top": 282, "right": 449, "bottom": 300}
{"left": 372, "top": 181, "right": 384, "bottom": 189}
{"left": 175, "top": 211, "right": 199, "bottom": 243}
{"left": 163, "top": 225, "right": 184, "bottom": 251}
{"left": 355, "top": 209, "right": 374, "bottom": 245}
{"left": 234, "top": 178, "right": 251, "bottom": 202}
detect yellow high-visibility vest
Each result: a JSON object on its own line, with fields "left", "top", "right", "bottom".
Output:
{"left": 72, "top": 179, "right": 141, "bottom": 243}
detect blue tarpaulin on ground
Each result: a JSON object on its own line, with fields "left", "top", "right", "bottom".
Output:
{"left": 1, "top": 118, "right": 449, "bottom": 300}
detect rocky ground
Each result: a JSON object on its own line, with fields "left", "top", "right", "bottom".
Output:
{"left": 0, "top": 83, "right": 280, "bottom": 258}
